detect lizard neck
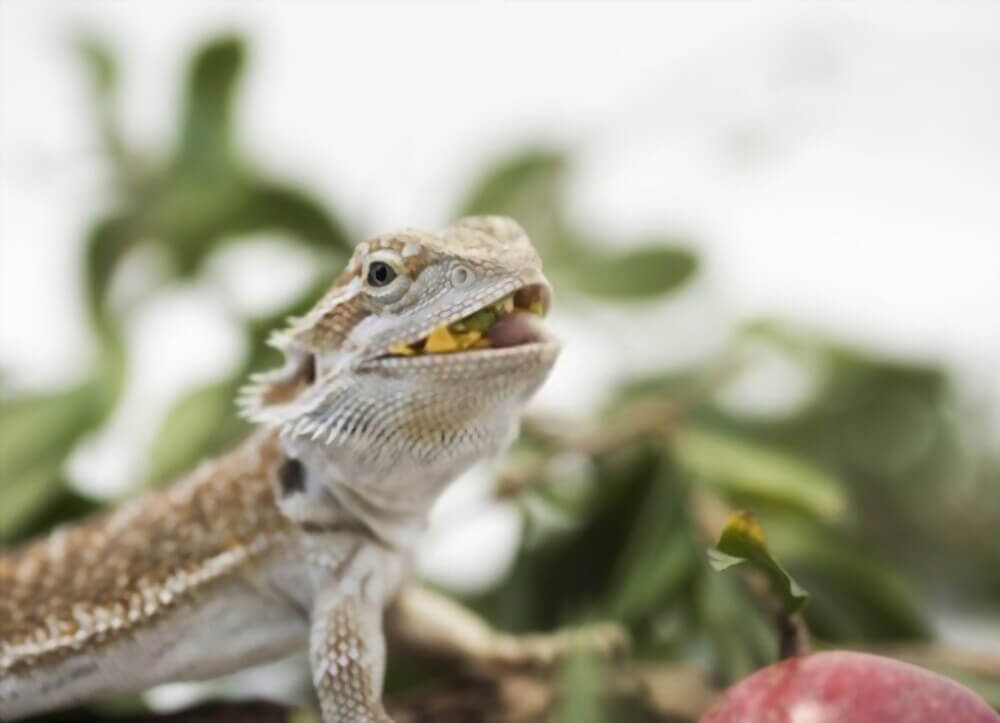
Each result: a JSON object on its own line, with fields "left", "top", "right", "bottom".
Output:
{"left": 276, "top": 405, "right": 521, "bottom": 549}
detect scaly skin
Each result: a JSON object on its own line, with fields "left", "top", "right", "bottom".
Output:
{"left": 1, "top": 217, "right": 625, "bottom": 722}
{"left": 1, "top": 431, "right": 311, "bottom": 713}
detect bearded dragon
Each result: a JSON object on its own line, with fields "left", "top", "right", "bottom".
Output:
{"left": 0, "top": 217, "right": 625, "bottom": 722}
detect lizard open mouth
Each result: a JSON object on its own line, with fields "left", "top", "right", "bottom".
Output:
{"left": 385, "top": 283, "right": 551, "bottom": 357}
{"left": 241, "top": 283, "right": 554, "bottom": 414}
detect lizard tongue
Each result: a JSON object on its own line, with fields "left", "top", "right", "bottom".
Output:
{"left": 486, "top": 310, "right": 547, "bottom": 348}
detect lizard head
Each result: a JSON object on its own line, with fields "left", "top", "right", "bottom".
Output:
{"left": 238, "top": 216, "right": 558, "bottom": 486}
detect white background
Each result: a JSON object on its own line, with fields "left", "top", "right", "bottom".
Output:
{"left": 2, "top": 0, "right": 999, "bottom": 598}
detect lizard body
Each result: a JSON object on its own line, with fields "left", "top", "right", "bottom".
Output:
{"left": 1, "top": 217, "right": 621, "bottom": 722}
{"left": 1, "top": 431, "right": 315, "bottom": 714}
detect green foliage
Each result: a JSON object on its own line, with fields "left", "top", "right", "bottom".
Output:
{"left": 0, "top": 384, "right": 107, "bottom": 543}
{"left": 605, "top": 459, "right": 698, "bottom": 623}
{"left": 458, "top": 149, "right": 697, "bottom": 301}
{"left": 708, "top": 512, "right": 808, "bottom": 615}
{"left": 560, "top": 241, "right": 697, "bottom": 300}
{"left": 3, "top": 31, "right": 999, "bottom": 721}
{"left": 147, "top": 381, "right": 247, "bottom": 485}
{"left": 553, "top": 655, "right": 606, "bottom": 723}
{"left": 673, "top": 427, "right": 846, "bottom": 521}
{"left": 767, "top": 518, "right": 929, "bottom": 641}
{"left": 459, "top": 150, "right": 565, "bottom": 244}
{"left": 3, "top": 34, "right": 350, "bottom": 545}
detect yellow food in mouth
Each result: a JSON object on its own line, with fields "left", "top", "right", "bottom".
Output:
{"left": 389, "top": 327, "right": 486, "bottom": 355}
{"left": 387, "top": 290, "right": 545, "bottom": 357}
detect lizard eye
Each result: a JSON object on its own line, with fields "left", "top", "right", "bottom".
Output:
{"left": 367, "top": 261, "right": 397, "bottom": 287}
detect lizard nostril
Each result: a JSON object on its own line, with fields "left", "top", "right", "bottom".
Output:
{"left": 449, "top": 264, "right": 474, "bottom": 288}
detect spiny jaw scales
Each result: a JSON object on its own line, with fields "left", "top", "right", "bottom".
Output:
{"left": 241, "top": 282, "right": 554, "bottom": 421}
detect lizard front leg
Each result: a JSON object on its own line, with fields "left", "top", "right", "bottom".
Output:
{"left": 310, "top": 585, "right": 392, "bottom": 723}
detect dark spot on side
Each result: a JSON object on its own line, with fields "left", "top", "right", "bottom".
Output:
{"left": 302, "top": 354, "right": 316, "bottom": 384}
{"left": 279, "top": 457, "right": 305, "bottom": 497}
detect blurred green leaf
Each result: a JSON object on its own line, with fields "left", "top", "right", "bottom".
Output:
{"left": 232, "top": 181, "right": 352, "bottom": 254}
{"left": 85, "top": 213, "right": 130, "bottom": 298}
{"left": 605, "top": 459, "right": 696, "bottom": 622}
{"left": 146, "top": 176, "right": 350, "bottom": 275}
{"left": 75, "top": 34, "right": 129, "bottom": 166}
{"left": 457, "top": 149, "right": 567, "bottom": 250}
{"left": 177, "top": 34, "right": 244, "bottom": 170}
{"left": 457, "top": 147, "right": 700, "bottom": 306}
{"left": 696, "top": 566, "right": 778, "bottom": 682}
{"left": 562, "top": 242, "right": 697, "bottom": 300}
{"left": 1, "top": 465, "right": 64, "bottom": 543}
{"left": 708, "top": 511, "right": 808, "bottom": 615}
{"left": 468, "top": 445, "right": 665, "bottom": 633}
{"left": 764, "top": 517, "right": 929, "bottom": 642}
{"left": 79, "top": 32, "right": 350, "bottom": 364}
{"left": 145, "top": 175, "right": 247, "bottom": 259}
{"left": 706, "top": 323, "right": 1000, "bottom": 598}
{"left": 553, "top": 655, "right": 605, "bottom": 723}
{"left": 0, "top": 384, "right": 107, "bottom": 543}
{"left": 0, "top": 384, "right": 104, "bottom": 478}
{"left": 147, "top": 381, "right": 248, "bottom": 486}
{"left": 673, "top": 427, "right": 846, "bottom": 521}
{"left": 82, "top": 216, "right": 132, "bottom": 397}
{"left": 76, "top": 35, "right": 117, "bottom": 97}
{"left": 85, "top": 213, "right": 138, "bottom": 321}
{"left": 609, "top": 527, "right": 694, "bottom": 625}
{"left": 3, "top": 484, "right": 103, "bottom": 548}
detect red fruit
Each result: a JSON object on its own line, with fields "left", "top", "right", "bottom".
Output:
{"left": 701, "top": 651, "right": 999, "bottom": 723}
